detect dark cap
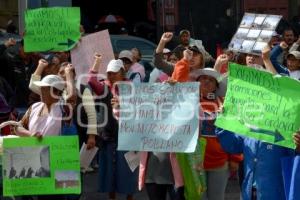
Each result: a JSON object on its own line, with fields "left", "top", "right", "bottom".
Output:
{"left": 188, "top": 45, "right": 201, "bottom": 54}
{"left": 179, "top": 29, "right": 190, "bottom": 36}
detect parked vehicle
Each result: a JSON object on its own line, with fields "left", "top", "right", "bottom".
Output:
{"left": 110, "top": 34, "right": 156, "bottom": 63}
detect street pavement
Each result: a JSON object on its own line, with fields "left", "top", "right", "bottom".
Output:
{"left": 0, "top": 170, "right": 240, "bottom": 200}
{"left": 80, "top": 170, "right": 240, "bottom": 200}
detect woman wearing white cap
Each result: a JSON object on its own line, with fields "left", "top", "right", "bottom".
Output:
{"left": 15, "top": 74, "right": 66, "bottom": 137}
{"left": 29, "top": 58, "right": 98, "bottom": 156}
{"left": 88, "top": 55, "right": 137, "bottom": 200}
{"left": 7, "top": 74, "right": 67, "bottom": 199}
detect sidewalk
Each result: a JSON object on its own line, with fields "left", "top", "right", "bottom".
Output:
{"left": 80, "top": 171, "right": 241, "bottom": 200}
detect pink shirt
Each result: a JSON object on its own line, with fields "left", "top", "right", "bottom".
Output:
{"left": 29, "top": 102, "right": 62, "bottom": 136}
{"left": 131, "top": 63, "right": 145, "bottom": 81}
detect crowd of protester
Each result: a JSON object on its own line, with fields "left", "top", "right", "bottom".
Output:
{"left": 0, "top": 17, "right": 300, "bottom": 200}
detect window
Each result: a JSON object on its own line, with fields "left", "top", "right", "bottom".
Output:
{"left": 116, "top": 40, "right": 155, "bottom": 56}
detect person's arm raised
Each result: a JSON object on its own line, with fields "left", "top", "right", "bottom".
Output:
{"left": 213, "top": 54, "right": 229, "bottom": 72}
{"left": 262, "top": 45, "right": 278, "bottom": 75}
{"left": 293, "top": 131, "right": 300, "bottom": 153}
{"left": 171, "top": 49, "right": 193, "bottom": 82}
{"left": 29, "top": 59, "right": 49, "bottom": 95}
{"left": 153, "top": 32, "right": 175, "bottom": 76}
{"left": 90, "top": 53, "right": 102, "bottom": 72}
{"left": 156, "top": 32, "right": 173, "bottom": 53}
{"left": 270, "top": 42, "right": 289, "bottom": 75}
{"left": 88, "top": 53, "right": 106, "bottom": 96}
{"left": 65, "top": 64, "right": 77, "bottom": 112}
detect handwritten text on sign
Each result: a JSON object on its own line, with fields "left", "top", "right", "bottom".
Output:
{"left": 215, "top": 63, "right": 300, "bottom": 149}
{"left": 118, "top": 82, "right": 200, "bottom": 152}
{"left": 24, "top": 7, "right": 80, "bottom": 52}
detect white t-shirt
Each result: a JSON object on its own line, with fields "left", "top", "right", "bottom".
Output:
{"left": 290, "top": 70, "right": 300, "bottom": 80}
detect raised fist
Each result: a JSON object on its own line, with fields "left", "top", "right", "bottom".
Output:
{"left": 38, "top": 59, "right": 49, "bottom": 68}
{"left": 183, "top": 49, "right": 193, "bottom": 61}
{"left": 160, "top": 32, "right": 173, "bottom": 43}
{"left": 279, "top": 41, "right": 288, "bottom": 49}
{"left": 4, "top": 38, "right": 16, "bottom": 47}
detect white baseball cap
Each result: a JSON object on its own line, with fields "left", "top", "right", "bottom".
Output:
{"left": 34, "top": 75, "right": 65, "bottom": 91}
{"left": 118, "top": 50, "right": 133, "bottom": 62}
{"left": 106, "top": 59, "right": 125, "bottom": 73}
{"left": 163, "top": 48, "right": 171, "bottom": 54}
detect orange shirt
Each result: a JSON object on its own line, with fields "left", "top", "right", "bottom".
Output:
{"left": 201, "top": 98, "right": 243, "bottom": 170}
{"left": 171, "top": 58, "right": 190, "bottom": 82}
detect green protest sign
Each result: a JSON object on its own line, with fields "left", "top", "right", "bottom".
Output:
{"left": 215, "top": 63, "right": 300, "bottom": 149}
{"left": 2, "top": 136, "right": 80, "bottom": 196}
{"left": 24, "top": 7, "right": 81, "bottom": 52}
{"left": 176, "top": 138, "right": 206, "bottom": 200}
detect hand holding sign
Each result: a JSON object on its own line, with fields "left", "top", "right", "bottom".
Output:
{"left": 293, "top": 131, "right": 300, "bottom": 152}
{"left": 33, "top": 131, "right": 43, "bottom": 141}
{"left": 215, "top": 63, "right": 300, "bottom": 149}
{"left": 228, "top": 13, "right": 282, "bottom": 54}
{"left": 111, "top": 95, "right": 120, "bottom": 109}
{"left": 165, "top": 77, "right": 178, "bottom": 85}
{"left": 86, "top": 135, "right": 96, "bottom": 150}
